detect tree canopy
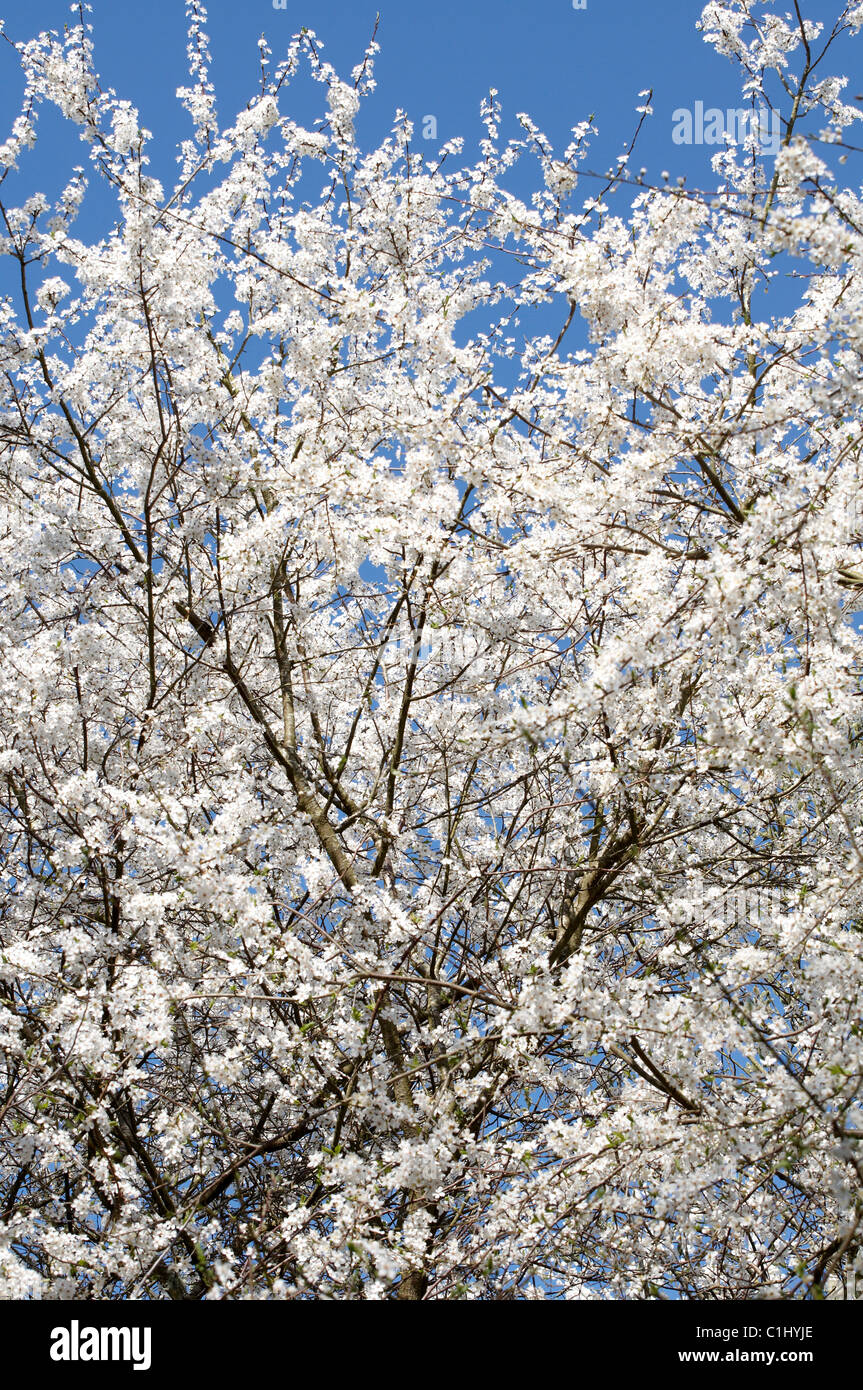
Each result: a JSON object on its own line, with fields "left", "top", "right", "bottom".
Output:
{"left": 2, "top": 0, "right": 863, "bottom": 1299}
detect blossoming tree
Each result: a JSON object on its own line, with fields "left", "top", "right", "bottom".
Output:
{"left": 2, "top": 0, "right": 863, "bottom": 1300}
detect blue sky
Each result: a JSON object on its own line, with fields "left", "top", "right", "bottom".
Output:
{"left": 2, "top": 0, "right": 860, "bottom": 629}
{"left": 0, "top": 0, "right": 857, "bottom": 213}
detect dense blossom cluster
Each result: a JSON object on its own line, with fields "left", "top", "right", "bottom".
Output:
{"left": 1, "top": 0, "right": 863, "bottom": 1299}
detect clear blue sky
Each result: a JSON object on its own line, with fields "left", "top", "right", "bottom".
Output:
{"left": 0, "top": 0, "right": 856, "bottom": 214}
{"left": 0, "top": 0, "right": 857, "bottom": 409}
